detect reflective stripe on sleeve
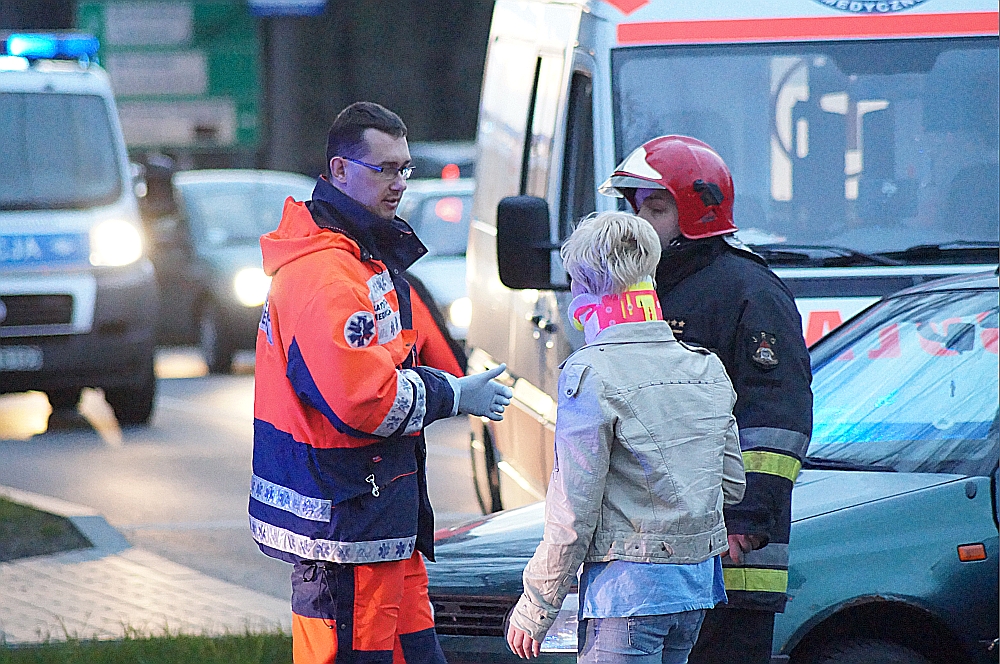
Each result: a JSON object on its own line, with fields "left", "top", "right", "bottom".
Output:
{"left": 250, "top": 474, "right": 332, "bottom": 522}
{"left": 401, "top": 369, "right": 427, "bottom": 435}
{"left": 722, "top": 567, "right": 788, "bottom": 593}
{"left": 742, "top": 450, "right": 802, "bottom": 482}
{"left": 738, "top": 427, "right": 809, "bottom": 455}
{"left": 372, "top": 371, "right": 415, "bottom": 437}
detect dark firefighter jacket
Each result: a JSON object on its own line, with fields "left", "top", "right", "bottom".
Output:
{"left": 250, "top": 176, "right": 457, "bottom": 568}
{"left": 655, "top": 235, "right": 813, "bottom": 613}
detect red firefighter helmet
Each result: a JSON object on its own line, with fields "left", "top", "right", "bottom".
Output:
{"left": 599, "top": 135, "right": 737, "bottom": 240}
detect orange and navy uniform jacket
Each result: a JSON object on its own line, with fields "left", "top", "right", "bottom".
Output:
{"left": 250, "top": 176, "right": 457, "bottom": 568}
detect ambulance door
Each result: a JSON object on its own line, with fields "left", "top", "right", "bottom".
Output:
{"left": 496, "top": 51, "right": 566, "bottom": 510}
{"left": 467, "top": 1, "right": 582, "bottom": 512}
{"left": 466, "top": 37, "right": 538, "bottom": 365}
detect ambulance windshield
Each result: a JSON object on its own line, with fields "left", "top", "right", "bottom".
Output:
{"left": 613, "top": 37, "right": 999, "bottom": 258}
{"left": 0, "top": 93, "right": 122, "bottom": 210}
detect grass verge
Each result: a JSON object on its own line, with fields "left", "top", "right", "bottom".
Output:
{"left": 0, "top": 498, "right": 91, "bottom": 562}
{"left": 0, "top": 631, "right": 292, "bottom": 664}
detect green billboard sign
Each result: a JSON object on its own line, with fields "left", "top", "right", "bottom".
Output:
{"left": 77, "top": 0, "right": 261, "bottom": 150}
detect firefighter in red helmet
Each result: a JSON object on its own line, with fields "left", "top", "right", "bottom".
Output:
{"left": 602, "top": 135, "right": 814, "bottom": 664}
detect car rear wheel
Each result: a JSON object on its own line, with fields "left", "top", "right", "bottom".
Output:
{"left": 105, "top": 358, "right": 156, "bottom": 426}
{"left": 813, "top": 638, "right": 930, "bottom": 664}
{"left": 199, "top": 302, "right": 233, "bottom": 374}
{"left": 470, "top": 424, "right": 503, "bottom": 514}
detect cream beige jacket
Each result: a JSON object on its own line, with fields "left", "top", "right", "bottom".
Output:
{"left": 509, "top": 320, "right": 745, "bottom": 641}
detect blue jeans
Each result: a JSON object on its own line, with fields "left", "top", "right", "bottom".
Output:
{"left": 578, "top": 610, "right": 706, "bottom": 664}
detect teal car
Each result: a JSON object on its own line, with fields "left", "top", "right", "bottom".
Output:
{"left": 428, "top": 271, "right": 999, "bottom": 664}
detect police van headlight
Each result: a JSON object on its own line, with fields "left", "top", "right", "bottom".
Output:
{"left": 233, "top": 267, "right": 271, "bottom": 307}
{"left": 90, "top": 219, "right": 143, "bottom": 267}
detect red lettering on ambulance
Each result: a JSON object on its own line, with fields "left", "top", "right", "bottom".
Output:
{"left": 805, "top": 310, "right": 843, "bottom": 347}
{"left": 867, "top": 323, "right": 900, "bottom": 359}
{"left": 916, "top": 318, "right": 961, "bottom": 356}
{"left": 976, "top": 310, "right": 998, "bottom": 354}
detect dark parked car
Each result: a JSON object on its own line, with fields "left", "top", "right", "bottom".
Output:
{"left": 428, "top": 271, "right": 1000, "bottom": 664}
{"left": 408, "top": 141, "right": 476, "bottom": 180}
{"left": 146, "top": 169, "right": 314, "bottom": 372}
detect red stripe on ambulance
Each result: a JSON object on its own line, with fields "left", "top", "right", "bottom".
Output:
{"left": 617, "top": 11, "right": 999, "bottom": 45}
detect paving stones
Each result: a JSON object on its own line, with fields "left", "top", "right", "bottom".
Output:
{"left": 0, "top": 546, "right": 290, "bottom": 644}
{"left": 0, "top": 485, "right": 290, "bottom": 645}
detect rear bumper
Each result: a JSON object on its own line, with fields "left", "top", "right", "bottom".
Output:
{"left": 0, "top": 260, "right": 158, "bottom": 393}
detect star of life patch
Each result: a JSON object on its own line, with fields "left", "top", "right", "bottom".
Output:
{"left": 259, "top": 298, "right": 273, "bottom": 345}
{"left": 344, "top": 311, "right": 376, "bottom": 348}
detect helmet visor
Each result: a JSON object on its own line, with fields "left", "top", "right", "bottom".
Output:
{"left": 598, "top": 174, "right": 665, "bottom": 197}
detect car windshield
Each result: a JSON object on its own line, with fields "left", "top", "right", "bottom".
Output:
{"left": 808, "top": 287, "right": 999, "bottom": 475}
{"left": 0, "top": 93, "right": 122, "bottom": 210}
{"left": 177, "top": 179, "right": 313, "bottom": 247}
{"left": 612, "top": 38, "right": 999, "bottom": 256}
{"left": 403, "top": 193, "right": 472, "bottom": 256}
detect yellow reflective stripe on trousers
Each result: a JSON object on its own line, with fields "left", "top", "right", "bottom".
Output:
{"left": 741, "top": 450, "right": 802, "bottom": 481}
{"left": 723, "top": 567, "right": 788, "bottom": 593}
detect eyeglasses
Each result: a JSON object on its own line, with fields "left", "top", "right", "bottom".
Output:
{"left": 342, "top": 156, "right": 414, "bottom": 181}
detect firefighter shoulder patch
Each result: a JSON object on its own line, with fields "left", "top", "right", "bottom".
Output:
{"left": 750, "top": 331, "right": 779, "bottom": 369}
{"left": 344, "top": 311, "right": 376, "bottom": 348}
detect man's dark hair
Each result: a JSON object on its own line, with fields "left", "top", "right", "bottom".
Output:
{"left": 326, "top": 102, "right": 407, "bottom": 166}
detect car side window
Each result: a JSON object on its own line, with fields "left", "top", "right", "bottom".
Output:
{"left": 559, "top": 70, "right": 595, "bottom": 241}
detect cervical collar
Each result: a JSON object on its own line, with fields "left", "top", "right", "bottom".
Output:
{"left": 568, "top": 280, "right": 663, "bottom": 344}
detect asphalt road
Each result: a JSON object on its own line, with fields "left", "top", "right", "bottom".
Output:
{"left": 0, "top": 348, "right": 481, "bottom": 601}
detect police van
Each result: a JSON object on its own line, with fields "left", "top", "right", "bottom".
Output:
{"left": 0, "top": 34, "right": 158, "bottom": 425}
{"left": 464, "top": 0, "right": 999, "bottom": 511}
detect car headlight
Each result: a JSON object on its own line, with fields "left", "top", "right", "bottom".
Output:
{"left": 233, "top": 267, "right": 272, "bottom": 307}
{"left": 540, "top": 592, "right": 579, "bottom": 653}
{"left": 448, "top": 296, "right": 472, "bottom": 329}
{"left": 89, "top": 219, "right": 143, "bottom": 267}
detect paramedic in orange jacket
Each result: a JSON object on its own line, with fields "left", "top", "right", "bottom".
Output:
{"left": 250, "top": 102, "right": 511, "bottom": 664}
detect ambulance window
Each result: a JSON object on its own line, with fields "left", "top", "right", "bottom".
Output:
{"left": 0, "top": 93, "right": 121, "bottom": 210}
{"left": 560, "top": 71, "right": 594, "bottom": 240}
{"left": 521, "top": 55, "right": 564, "bottom": 199}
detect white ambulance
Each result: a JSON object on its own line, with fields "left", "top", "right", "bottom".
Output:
{"left": 464, "top": 0, "right": 999, "bottom": 511}
{"left": 0, "top": 34, "right": 158, "bottom": 425}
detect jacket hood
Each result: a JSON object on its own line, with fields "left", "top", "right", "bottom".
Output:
{"left": 260, "top": 198, "right": 360, "bottom": 276}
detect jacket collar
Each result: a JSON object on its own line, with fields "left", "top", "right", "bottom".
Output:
{"left": 559, "top": 321, "right": 676, "bottom": 368}
{"left": 308, "top": 176, "right": 427, "bottom": 271}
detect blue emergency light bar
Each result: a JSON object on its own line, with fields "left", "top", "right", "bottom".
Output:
{"left": 4, "top": 33, "right": 100, "bottom": 61}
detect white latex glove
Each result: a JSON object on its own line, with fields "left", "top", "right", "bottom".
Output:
{"left": 455, "top": 364, "right": 513, "bottom": 421}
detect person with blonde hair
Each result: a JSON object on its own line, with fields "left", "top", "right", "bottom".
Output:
{"left": 506, "top": 210, "right": 745, "bottom": 663}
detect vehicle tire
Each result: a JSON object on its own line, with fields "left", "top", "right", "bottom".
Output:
{"left": 812, "top": 638, "right": 931, "bottom": 664}
{"left": 45, "top": 387, "right": 82, "bottom": 411}
{"left": 199, "top": 302, "right": 233, "bottom": 374}
{"left": 105, "top": 358, "right": 156, "bottom": 426}
{"left": 470, "top": 424, "right": 503, "bottom": 514}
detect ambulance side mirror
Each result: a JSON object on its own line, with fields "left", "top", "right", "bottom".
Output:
{"left": 497, "top": 196, "right": 562, "bottom": 290}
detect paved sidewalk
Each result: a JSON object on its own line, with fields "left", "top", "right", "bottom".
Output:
{"left": 0, "top": 486, "right": 290, "bottom": 645}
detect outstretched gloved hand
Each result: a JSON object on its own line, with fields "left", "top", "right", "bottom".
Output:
{"left": 456, "top": 364, "right": 513, "bottom": 421}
